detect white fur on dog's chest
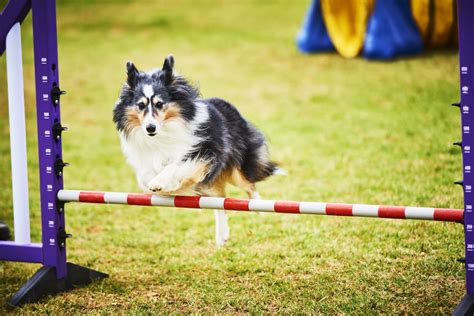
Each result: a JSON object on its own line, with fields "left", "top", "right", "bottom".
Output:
{"left": 120, "top": 102, "right": 210, "bottom": 190}
{"left": 120, "top": 129, "right": 194, "bottom": 189}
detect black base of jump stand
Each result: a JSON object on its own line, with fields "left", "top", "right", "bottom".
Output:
{"left": 453, "top": 294, "right": 474, "bottom": 316}
{"left": 0, "top": 221, "right": 10, "bottom": 241}
{"left": 5, "top": 262, "right": 108, "bottom": 307}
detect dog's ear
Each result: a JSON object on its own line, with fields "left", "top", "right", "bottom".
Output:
{"left": 126, "top": 61, "right": 139, "bottom": 88}
{"left": 162, "top": 55, "right": 175, "bottom": 85}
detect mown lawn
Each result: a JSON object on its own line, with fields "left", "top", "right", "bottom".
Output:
{"left": 0, "top": 0, "right": 465, "bottom": 314}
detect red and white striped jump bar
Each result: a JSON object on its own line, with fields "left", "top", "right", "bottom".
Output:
{"left": 57, "top": 190, "right": 464, "bottom": 223}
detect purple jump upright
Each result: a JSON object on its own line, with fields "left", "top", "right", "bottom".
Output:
{"left": 453, "top": 0, "right": 474, "bottom": 315}
{"left": 0, "top": 0, "right": 107, "bottom": 307}
{"left": 0, "top": 0, "right": 473, "bottom": 312}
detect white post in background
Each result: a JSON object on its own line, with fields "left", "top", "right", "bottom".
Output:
{"left": 6, "top": 23, "right": 30, "bottom": 244}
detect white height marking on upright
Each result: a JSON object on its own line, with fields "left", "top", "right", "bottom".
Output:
{"left": 6, "top": 23, "right": 30, "bottom": 244}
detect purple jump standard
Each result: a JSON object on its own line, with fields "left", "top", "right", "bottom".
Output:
{"left": 453, "top": 0, "right": 474, "bottom": 314}
{"left": 0, "top": 0, "right": 107, "bottom": 307}
{"left": 0, "top": 0, "right": 473, "bottom": 313}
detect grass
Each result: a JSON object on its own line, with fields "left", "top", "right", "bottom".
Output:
{"left": 0, "top": 0, "right": 465, "bottom": 313}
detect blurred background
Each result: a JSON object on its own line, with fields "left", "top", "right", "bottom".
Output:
{"left": 297, "top": 0, "right": 457, "bottom": 59}
{"left": 0, "top": 0, "right": 465, "bottom": 313}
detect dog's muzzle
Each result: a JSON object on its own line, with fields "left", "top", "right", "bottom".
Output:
{"left": 146, "top": 124, "right": 157, "bottom": 136}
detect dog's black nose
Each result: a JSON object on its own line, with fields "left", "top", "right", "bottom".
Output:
{"left": 146, "top": 124, "right": 156, "bottom": 134}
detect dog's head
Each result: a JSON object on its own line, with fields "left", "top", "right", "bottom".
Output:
{"left": 113, "top": 55, "right": 199, "bottom": 137}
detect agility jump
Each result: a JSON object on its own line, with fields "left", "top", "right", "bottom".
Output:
{"left": 57, "top": 190, "right": 463, "bottom": 223}
{"left": 1, "top": 0, "right": 474, "bottom": 314}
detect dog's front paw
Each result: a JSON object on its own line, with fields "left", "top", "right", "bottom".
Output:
{"left": 147, "top": 176, "right": 181, "bottom": 194}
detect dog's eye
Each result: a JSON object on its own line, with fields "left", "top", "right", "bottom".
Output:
{"left": 155, "top": 101, "right": 164, "bottom": 109}
{"left": 137, "top": 102, "right": 146, "bottom": 110}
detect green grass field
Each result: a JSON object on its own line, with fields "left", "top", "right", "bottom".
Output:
{"left": 0, "top": 0, "right": 465, "bottom": 314}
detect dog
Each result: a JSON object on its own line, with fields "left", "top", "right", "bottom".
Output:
{"left": 113, "top": 55, "right": 281, "bottom": 246}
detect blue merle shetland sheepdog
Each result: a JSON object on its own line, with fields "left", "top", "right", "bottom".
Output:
{"left": 113, "top": 55, "right": 281, "bottom": 246}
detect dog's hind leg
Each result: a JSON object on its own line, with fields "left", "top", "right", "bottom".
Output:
{"left": 211, "top": 185, "right": 229, "bottom": 247}
{"left": 243, "top": 181, "right": 260, "bottom": 200}
{"left": 248, "top": 186, "right": 268, "bottom": 216}
{"left": 250, "top": 190, "right": 260, "bottom": 200}
{"left": 214, "top": 210, "right": 228, "bottom": 247}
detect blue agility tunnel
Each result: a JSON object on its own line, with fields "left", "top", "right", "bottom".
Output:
{"left": 363, "top": 0, "right": 423, "bottom": 59}
{"left": 296, "top": 0, "right": 334, "bottom": 53}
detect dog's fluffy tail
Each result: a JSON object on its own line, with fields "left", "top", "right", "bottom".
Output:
{"left": 273, "top": 167, "right": 288, "bottom": 176}
{"left": 260, "top": 161, "right": 288, "bottom": 179}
